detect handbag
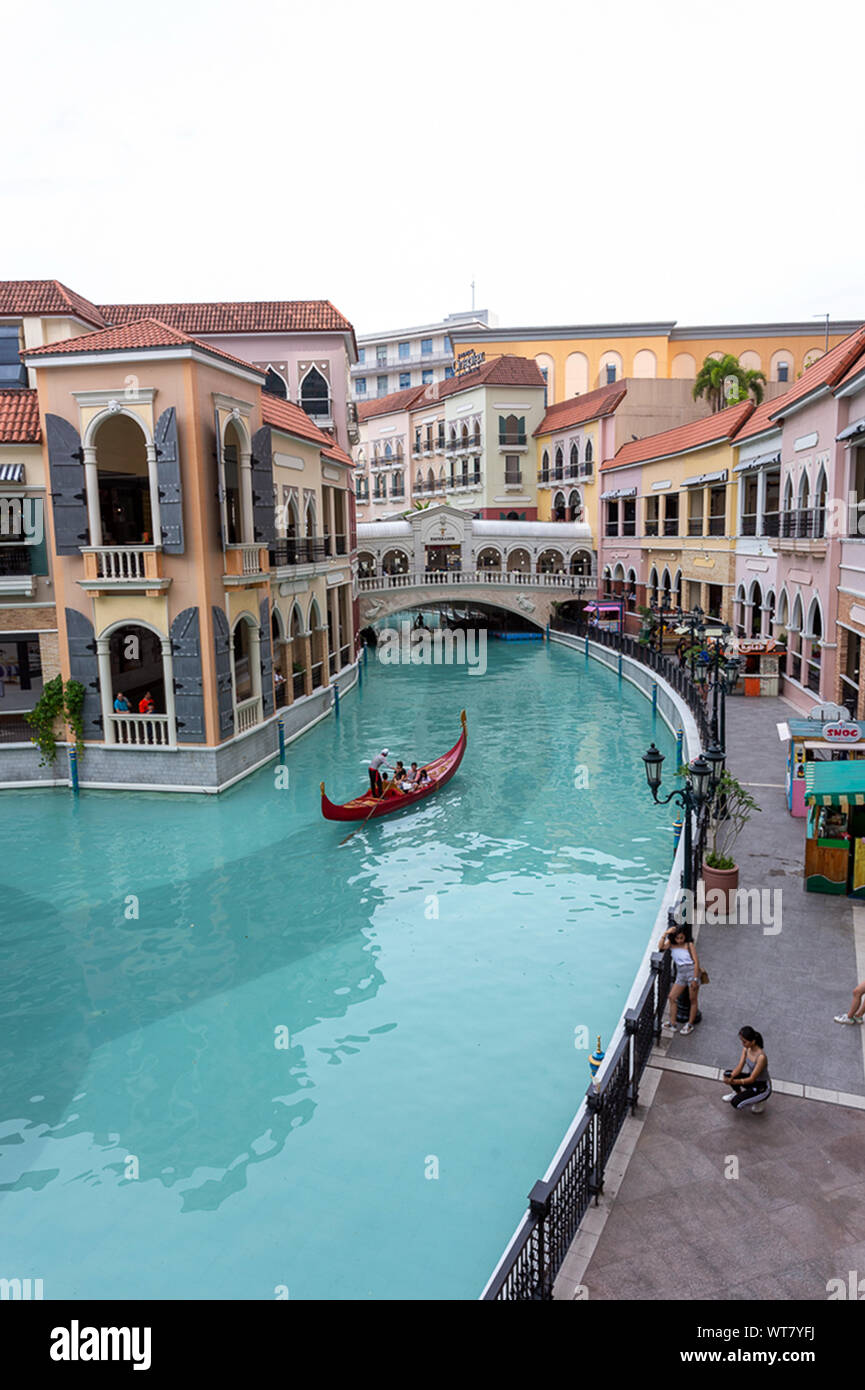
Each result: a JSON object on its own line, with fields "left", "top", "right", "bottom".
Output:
{"left": 700, "top": 969, "right": 710, "bottom": 985}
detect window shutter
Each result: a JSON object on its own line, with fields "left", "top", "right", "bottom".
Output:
{"left": 155, "top": 407, "right": 184, "bottom": 554}
{"left": 251, "top": 425, "right": 275, "bottom": 545}
{"left": 212, "top": 607, "right": 234, "bottom": 738}
{"left": 65, "top": 608, "right": 102, "bottom": 737}
{"left": 259, "top": 596, "right": 275, "bottom": 719}
{"left": 170, "top": 607, "right": 205, "bottom": 741}
{"left": 46, "top": 415, "right": 88, "bottom": 554}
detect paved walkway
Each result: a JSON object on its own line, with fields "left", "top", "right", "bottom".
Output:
{"left": 555, "top": 692, "right": 865, "bottom": 1301}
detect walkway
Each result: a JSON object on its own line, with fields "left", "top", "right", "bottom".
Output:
{"left": 554, "top": 692, "right": 865, "bottom": 1301}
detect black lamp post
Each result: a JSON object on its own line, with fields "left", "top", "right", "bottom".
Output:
{"left": 642, "top": 744, "right": 713, "bottom": 916}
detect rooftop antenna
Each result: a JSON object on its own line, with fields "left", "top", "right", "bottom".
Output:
{"left": 471, "top": 277, "right": 476, "bottom": 312}
{"left": 813, "top": 312, "right": 830, "bottom": 354}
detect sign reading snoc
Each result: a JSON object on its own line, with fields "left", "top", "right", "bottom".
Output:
{"left": 822, "top": 722, "right": 862, "bottom": 744}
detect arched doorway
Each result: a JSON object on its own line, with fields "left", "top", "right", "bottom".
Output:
{"left": 382, "top": 548, "right": 409, "bottom": 576}
{"left": 271, "top": 607, "right": 289, "bottom": 707}
{"left": 507, "top": 547, "right": 531, "bottom": 580}
{"left": 553, "top": 490, "right": 566, "bottom": 522}
{"left": 568, "top": 489, "right": 581, "bottom": 521}
{"left": 290, "top": 604, "right": 307, "bottom": 699}
{"left": 570, "top": 551, "right": 592, "bottom": 577}
{"left": 749, "top": 582, "right": 763, "bottom": 637}
{"left": 223, "top": 418, "right": 246, "bottom": 546}
{"left": 358, "top": 551, "right": 377, "bottom": 578}
{"left": 102, "top": 621, "right": 173, "bottom": 746}
{"left": 538, "top": 548, "right": 564, "bottom": 575}
{"left": 232, "top": 614, "right": 262, "bottom": 728}
{"left": 477, "top": 546, "right": 502, "bottom": 574}
{"left": 93, "top": 413, "right": 152, "bottom": 546}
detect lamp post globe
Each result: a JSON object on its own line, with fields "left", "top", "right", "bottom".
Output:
{"left": 642, "top": 743, "right": 665, "bottom": 792}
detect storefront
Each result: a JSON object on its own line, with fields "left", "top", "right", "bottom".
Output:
{"left": 733, "top": 636, "right": 782, "bottom": 697}
{"left": 804, "top": 762, "right": 865, "bottom": 896}
{"left": 584, "top": 600, "right": 623, "bottom": 633}
{"left": 424, "top": 543, "right": 461, "bottom": 573}
{"left": 782, "top": 716, "right": 865, "bottom": 817}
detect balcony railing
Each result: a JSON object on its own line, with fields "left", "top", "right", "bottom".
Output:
{"left": 235, "top": 695, "right": 262, "bottom": 734}
{"left": 688, "top": 519, "right": 703, "bottom": 537}
{"left": 780, "top": 508, "right": 825, "bottom": 539}
{"left": 537, "top": 471, "right": 550, "bottom": 484}
{"left": 81, "top": 545, "right": 165, "bottom": 583}
{"left": 0, "top": 546, "right": 33, "bottom": 576}
{"left": 108, "top": 712, "right": 172, "bottom": 747}
{"left": 504, "top": 473, "right": 522, "bottom": 486}
{"left": 303, "top": 396, "right": 332, "bottom": 420}
{"left": 292, "top": 671, "right": 306, "bottom": 699}
{"left": 223, "top": 543, "right": 267, "bottom": 578}
{"left": 645, "top": 520, "right": 659, "bottom": 536}
{"left": 358, "top": 570, "right": 596, "bottom": 593}
{"left": 499, "top": 434, "right": 527, "bottom": 447}
{"left": 741, "top": 512, "right": 780, "bottom": 538}
{"left": 269, "top": 536, "right": 330, "bottom": 567}
{"left": 663, "top": 519, "right": 679, "bottom": 536}
{"left": 708, "top": 515, "right": 725, "bottom": 537}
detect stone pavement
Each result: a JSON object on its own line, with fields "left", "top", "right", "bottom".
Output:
{"left": 555, "top": 691, "right": 865, "bottom": 1301}
{"left": 667, "top": 694, "right": 865, "bottom": 1096}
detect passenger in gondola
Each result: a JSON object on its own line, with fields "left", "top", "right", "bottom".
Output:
{"left": 393, "top": 760, "right": 406, "bottom": 784}
{"left": 417, "top": 768, "right": 430, "bottom": 786}
{"left": 405, "top": 762, "right": 419, "bottom": 784}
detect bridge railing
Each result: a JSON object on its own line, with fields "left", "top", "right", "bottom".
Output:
{"left": 357, "top": 570, "right": 597, "bottom": 593}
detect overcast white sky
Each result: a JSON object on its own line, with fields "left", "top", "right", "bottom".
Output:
{"left": 4, "top": 0, "right": 863, "bottom": 335}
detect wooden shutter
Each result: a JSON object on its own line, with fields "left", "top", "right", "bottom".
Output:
{"left": 170, "top": 607, "right": 205, "bottom": 742}
{"left": 46, "top": 415, "right": 89, "bottom": 554}
{"left": 65, "top": 608, "right": 102, "bottom": 738}
{"left": 251, "top": 425, "right": 275, "bottom": 545}
{"left": 155, "top": 407, "right": 184, "bottom": 554}
{"left": 212, "top": 607, "right": 234, "bottom": 738}
{"left": 259, "top": 596, "right": 274, "bottom": 719}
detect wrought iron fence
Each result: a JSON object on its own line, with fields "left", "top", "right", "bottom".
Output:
{"left": 482, "top": 951, "right": 673, "bottom": 1300}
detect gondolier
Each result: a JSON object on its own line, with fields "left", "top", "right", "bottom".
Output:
{"left": 368, "top": 749, "right": 391, "bottom": 798}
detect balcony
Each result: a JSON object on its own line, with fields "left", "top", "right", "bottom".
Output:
{"left": 663, "top": 520, "right": 679, "bottom": 537}
{"left": 688, "top": 519, "right": 703, "bottom": 536}
{"left": 269, "top": 536, "right": 330, "bottom": 569}
{"left": 537, "top": 471, "right": 551, "bottom": 486}
{"left": 80, "top": 545, "right": 170, "bottom": 595}
{"left": 236, "top": 695, "right": 262, "bottom": 734}
{"left": 0, "top": 545, "right": 36, "bottom": 597}
{"left": 499, "top": 434, "right": 527, "bottom": 448}
{"left": 223, "top": 543, "right": 269, "bottom": 585}
{"left": 741, "top": 512, "right": 780, "bottom": 538}
{"left": 776, "top": 509, "right": 827, "bottom": 555}
{"left": 108, "top": 712, "right": 172, "bottom": 747}
{"left": 645, "top": 520, "right": 659, "bottom": 537}
{"left": 707, "top": 515, "right": 726, "bottom": 537}
{"left": 504, "top": 473, "right": 522, "bottom": 487}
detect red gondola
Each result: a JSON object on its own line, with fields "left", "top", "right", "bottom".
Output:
{"left": 320, "top": 710, "right": 467, "bottom": 822}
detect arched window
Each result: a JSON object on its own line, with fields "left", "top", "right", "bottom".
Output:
{"left": 461, "top": 423, "right": 469, "bottom": 449}
{"left": 568, "top": 489, "right": 581, "bottom": 521}
{"left": 648, "top": 567, "right": 658, "bottom": 603}
{"left": 391, "top": 470, "right": 404, "bottom": 498}
{"left": 584, "top": 439, "right": 593, "bottom": 465}
{"left": 735, "top": 583, "right": 747, "bottom": 637}
{"left": 472, "top": 419, "right": 481, "bottom": 448}
{"left": 300, "top": 367, "right": 329, "bottom": 419}
{"left": 806, "top": 597, "right": 823, "bottom": 693}
{"left": 789, "top": 595, "right": 804, "bottom": 682}
{"left": 569, "top": 442, "right": 579, "bottom": 477}
{"left": 570, "top": 550, "right": 592, "bottom": 577}
{"left": 554, "top": 446, "right": 564, "bottom": 480}
{"left": 477, "top": 546, "right": 502, "bottom": 571}
{"left": 553, "top": 490, "right": 566, "bottom": 521}
{"left": 749, "top": 581, "right": 763, "bottom": 637}
{"left": 426, "top": 468, "right": 435, "bottom": 492}
{"left": 263, "top": 367, "right": 288, "bottom": 399}
{"left": 673, "top": 571, "right": 682, "bottom": 608}
{"left": 776, "top": 588, "right": 789, "bottom": 631}
{"left": 384, "top": 442, "right": 393, "bottom": 460}
{"left": 626, "top": 568, "right": 637, "bottom": 609}
{"left": 415, "top": 470, "right": 423, "bottom": 490}
{"left": 765, "top": 589, "right": 776, "bottom": 634}
{"left": 499, "top": 414, "right": 525, "bottom": 446}
{"left": 94, "top": 412, "right": 154, "bottom": 548}
{"left": 814, "top": 467, "right": 827, "bottom": 538}
{"left": 541, "top": 449, "right": 550, "bottom": 482}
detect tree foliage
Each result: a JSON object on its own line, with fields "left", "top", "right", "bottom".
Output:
{"left": 693, "top": 353, "right": 767, "bottom": 411}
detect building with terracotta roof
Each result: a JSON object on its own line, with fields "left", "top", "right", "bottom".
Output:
{"left": 354, "top": 356, "right": 547, "bottom": 525}
{"left": 0, "top": 319, "right": 358, "bottom": 788}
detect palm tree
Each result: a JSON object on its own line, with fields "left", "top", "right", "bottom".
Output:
{"left": 693, "top": 353, "right": 767, "bottom": 411}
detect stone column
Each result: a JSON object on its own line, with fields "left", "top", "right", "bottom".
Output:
{"left": 160, "top": 635, "right": 177, "bottom": 745}
{"left": 146, "top": 442, "right": 163, "bottom": 547}
{"left": 300, "top": 631, "right": 313, "bottom": 697}
{"left": 96, "top": 636, "right": 113, "bottom": 743}
{"left": 83, "top": 445, "right": 102, "bottom": 547}
{"left": 239, "top": 450, "right": 254, "bottom": 545}
{"left": 315, "top": 625, "right": 330, "bottom": 686}
{"left": 283, "top": 637, "right": 294, "bottom": 705}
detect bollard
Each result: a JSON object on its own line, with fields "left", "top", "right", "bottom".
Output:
{"left": 585, "top": 633, "right": 589, "bottom": 657}
{"left": 618, "top": 651, "right": 623, "bottom": 680}
{"left": 652, "top": 680, "right": 658, "bottom": 714}
{"left": 358, "top": 655, "right": 363, "bottom": 688}
{"left": 546, "top": 622, "right": 550, "bottom": 642}
{"left": 675, "top": 727, "right": 684, "bottom": 767}
{"left": 69, "top": 745, "right": 79, "bottom": 795}
{"left": 363, "top": 644, "right": 368, "bottom": 666}
{"left": 672, "top": 816, "right": 683, "bottom": 851}
{"left": 333, "top": 683, "right": 340, "bottom": 715}
{"left": 278, "top": 718, "right": 286, "bottom": 764}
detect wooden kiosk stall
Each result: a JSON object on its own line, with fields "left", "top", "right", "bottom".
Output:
{"left": 780, "top": 710, "right": 865, "bottom": 818}
{"left": 731, "top": 636, "right": 782, "bottom": 698}
{"left": 804, "top": 761, "right": 865, "bottom": 897}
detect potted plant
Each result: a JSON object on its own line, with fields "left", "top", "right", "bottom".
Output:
{"left": 702, "top": 771, "right": 761, "bottom": 912}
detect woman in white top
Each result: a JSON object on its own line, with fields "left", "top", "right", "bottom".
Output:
{"left": 658, "top": 923, "right": 702, "bottom": 1036}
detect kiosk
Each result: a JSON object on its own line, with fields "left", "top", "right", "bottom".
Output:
{"left": 779, "top": 707, "right": 865, "bottom": 817}
{"left": 732, "top": 636, "right": 782, "bottom": 697}
{"left": 804, "top": 761, "right": 865, "bottom": 896}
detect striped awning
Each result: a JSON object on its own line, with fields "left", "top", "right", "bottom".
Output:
{"left": 804, "top": 761, "right": 865, "bottom": 807}
{"left": 0, "top": 463, "right": 24, "bottom": 483}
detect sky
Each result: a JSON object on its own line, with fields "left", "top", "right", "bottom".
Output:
{"left": 3, "top": 0, "right": 864, "bottom": 336}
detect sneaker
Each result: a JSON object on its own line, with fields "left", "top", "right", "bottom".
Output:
{"left": 662, "top": 1021, "right": 677, "bottom": 1033}
{"left": 834, "top": 1014, "right": 858, "bottom": 1025}
{"left": 680, "top": 1023, "right": 694, "bottom": 1036}
{"left": 721, "top": 1092, "right": 736, "bottom": 1102}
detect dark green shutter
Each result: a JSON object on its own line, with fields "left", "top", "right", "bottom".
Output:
{"left": 259, "top": 596, "right": 274, "bottom": 719}
{"left": 251, "top": 425, "right": 275, "bottom": 545}
{"left": 155, "top": 407, "right": 184, "bottom": 554}
{"left": 171, "top": 607, "right": 205, "bottom": 742}
{"left": 65, "top": 608, "right": 102, "bottom": 738}
{"left": 46, "top": 415, "right": 88, "bottom": 554}
{"left": 212, "top": 607, "right": 234, "bottom": 738}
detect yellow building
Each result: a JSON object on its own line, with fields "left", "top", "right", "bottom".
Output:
{"left": 452, "top": 319, "right": 859, "bottom": 404}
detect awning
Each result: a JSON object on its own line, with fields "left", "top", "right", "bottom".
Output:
{"left": 682, "top": 469, "right": 728, "bottom": 487}
{"left": 0, "top": 463, "right": 24, "bottom": 483}
{"left": 837, "top": 417, "right": 865, "bottom": 443}
{"left": 599, "top": 486, "right": 637, "bottom": 499}
{"left": 804, "top": 761, "right": 865, "bottom": 807}
{"left": 734, "top": 450, "right": 781, "bottom": 473}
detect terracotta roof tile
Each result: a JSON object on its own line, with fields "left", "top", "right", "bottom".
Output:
{"left": 836, "top": 343, "right": 865, "bottom": 391}
{"left": 534, "top": 381, "right": 627, "bottom": 437}
{"left": 408, "top": 355, "right": 545, "bottom": 411}
{"left": 731, "top": 394, "right": 782, "bottom": 443}
{"left": 261, "top": 392, "right": 334, "bottom": 446}
{"left": 768, "top": 324, "right": 865, "bottom": 418}
{"left": 0, "top": 280, "right": 107, "bottom": 328}
{"left": 100, "top": 299, "right": 354, "bottom": 336}
{"left": 604, "top": 400, "right": 754, "bottom": 470}
{"left": 322, "top": 440, "right": 354, "bottom": 467}
{"left": 357, "top": 385, "right": 426, "bottom": 421}
{"left": 21, "top": 317, "right": 266, "bottom": 376}
{"left": 0, "top": 389, "right": 40, "bottom": 443}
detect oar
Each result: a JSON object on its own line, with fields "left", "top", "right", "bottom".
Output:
{"left": 338, "top": 796, "right": 380, "bottom": 846}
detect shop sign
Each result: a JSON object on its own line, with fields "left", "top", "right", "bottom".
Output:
{"left": 822, "top": 722, "right": 862, "bottom": 743}
{"left": 737, "top": 638, "right": 777, "bottom": 654}
{"left": 455, "top": 350, "right": 486, "bottom": 376}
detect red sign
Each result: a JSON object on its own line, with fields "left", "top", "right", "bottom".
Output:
{"left": 822, "top": 722, "right": 862, "bottom": 743}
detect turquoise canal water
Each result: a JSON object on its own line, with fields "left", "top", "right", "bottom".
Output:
{"left": 0, "top": 639, "right": 676, "bottom": 1300}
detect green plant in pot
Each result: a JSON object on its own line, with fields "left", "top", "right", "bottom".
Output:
{"left": 703, "top": 771, "right": 761, "bottom": 912}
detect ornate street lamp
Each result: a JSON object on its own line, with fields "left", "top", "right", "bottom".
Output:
{"left": 642, "top": 744, "right": 713, "bottom": 911}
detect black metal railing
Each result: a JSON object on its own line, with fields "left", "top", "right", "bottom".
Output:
{"left": 483, "top": 950, "right": 673, "bottom": 1300}
{"left": 0, "top": 546, "right": 33, "bottom": 576}
{"left": 269, "top": 536, "right": 330, "bottom": 566}
{"left": 504, "top": 472, "right": 522, "bottom": 486}
{"left": 0, "top": 713, "right": 32, "bottom": 742}
{"left": 499, "top": 434, "right": 527, "bottom": 446}
{"left": 292, "top": 671, "right": 305, "bottom": 699}
{"left": 780, "top": 508, "right": 825, "bottom": 539}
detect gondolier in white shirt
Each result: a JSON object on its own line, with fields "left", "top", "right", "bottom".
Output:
{"left": 368, "top": 749, "right": 391, "bottom": 798}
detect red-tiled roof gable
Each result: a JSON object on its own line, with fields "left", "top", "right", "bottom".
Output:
{"left": 21, "top": 317, "right": 265, "bottom": 376}
{"left": 836, "top": 343, "right": 865, "bottom": 391}
{"left": 732, "top": 394, "right": 781, "bottom": 443}
{"left": 357, "top": 385, "right": 425, "bottom": 422}
{"left": 322, "top": 440, "right": 353, "bottom": 467}
{"left": 768, "top": 324, "right": 865, "bottom": 418}
{"left": 100, "top": 299, "right": 354, "bottom": 336}
{"left": 604, "top": 400, "right": 754, "bottom": 470}
{"left": 534, "top": 381, "right": 627, "bottom": 437}
{"left": 0, "top": 390, "right": 40, "bottom": 443}
{"left": 260, "top": 392, "right": 333, "bottom": 446}
{"left": 408, "top": 355, "right": 545, "bottom": 411}
{"left": 0, "top": 280, "right": 107, "bottom": 328}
